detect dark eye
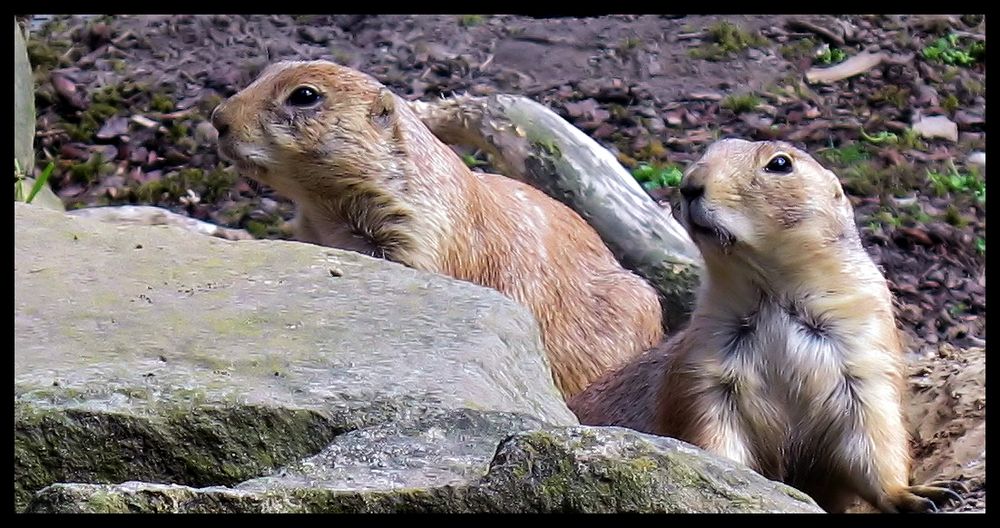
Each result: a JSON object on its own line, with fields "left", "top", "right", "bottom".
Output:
{"left": 764, "top": 154, "right": 793, "bottom": 174}
{"left": 286, "top": 86, "right": 323, "bottom": 107}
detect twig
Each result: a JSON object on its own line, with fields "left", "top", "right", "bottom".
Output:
{"left": 805, "top": 51, "right": 885, "bottom": 84}
{"left": 786, "top": 18, "right": 845, "bottom": 46}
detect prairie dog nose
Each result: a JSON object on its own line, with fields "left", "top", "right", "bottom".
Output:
{"left": 679, "top": 181, "right": 704, "bottom": 202}
{"left": 679, "top": 165, "right": 707, "bottom": 202}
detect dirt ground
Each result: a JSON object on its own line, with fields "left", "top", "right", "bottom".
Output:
{"left": 22, "top": 14, "right": 985, "bottom": 512}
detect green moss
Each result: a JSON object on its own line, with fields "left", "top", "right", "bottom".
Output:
{"left": 941, "top": 93, "right": 960, "bottom": 113}
{"left": 841, "top": 161, "right": 922, "bottom": 197}
{"left": 690, "top": 21, "right": 769, "bottom": 61}
{"left": 67, "top": 154, "right": 110, "bottom": 185}
{"left": 620, "top": 37, "right": 641, "bottom": 51}
{"left": 26, "top": 39, "right": 71, "bottom": 71}
{"left": 136, "top": 167, "right": 237, "bottom": 204}
{"left": 868, "top": 85, "right": 910, "bottom": 109}
{"left": 83, "top": 489, "right": 128, "bottom": 513}
{"left": 779, "top": 38, "right": 815, "bottom": 61}
{"left": 150, "top": 93, "right": 175, "bottom": 113}
{"left": 169, "top": 122, "right": 190, "bottom": 141}
{"left": 961, "top": 77, "right": 985, "bottom": 97}
{"left": 819, "top": 142, "right": 870, "bottom": 167}
{"left": 458, "top": 15, "right": 485, "bottom": 27}
{"left": 198, "top": 93, "right": 225, "bottom": 116}
{"left": 721, "top": 92, "right": 761, "bottom": 114}
{"left": 898, "top": 128, "right": 926, "bottom": 150}
{"left": 943, "top": 204, "right": 968, "bottom": 227}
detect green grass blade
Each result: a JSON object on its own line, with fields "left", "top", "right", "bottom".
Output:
{"left": 25, "top": 162, "right": 55, "bottom": 204}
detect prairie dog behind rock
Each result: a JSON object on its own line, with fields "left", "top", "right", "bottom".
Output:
{"left": 211, "top": 60, "right": 664, "bottom": 399}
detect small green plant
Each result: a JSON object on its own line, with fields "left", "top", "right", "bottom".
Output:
{"left": 927, "top": 163, "right": 985, "bottom": 203}
{"left": 779, "top": 38, "right": 816, "bottom": 61}
{"left": 947, "top": 302, "right": 969, "bottom": 316}
{"left": 819, "top": 142, "right": 870, "bottom": 166}
{"left": 974, "top": 236, "right": 985, "bottom": 255}
{"left": 14, "top": 160, "right": 56, "bottom": 204}
{"left": 150, "top": 93, "right": 175, "bottom": 113}
{"left": 721, "top": 92, "right": 761, "bottom": 114}
{"left": 815, "top": 46, "right": 847, "bottom": 65}
{"left": 921, "top": 33, "right": 985, "bottom": 66}
{"left": 632, "top": 164, "right": 683, "bottom": 190}
{"left": 869, "top": 85, "right": 910, "bottom": 109}
{"left": 458, "top": 15, "right": 485, "bottom": 27}
{"left": 689, "top": 21, "right": 769, "bottom": 61}
{"left": 620, "top": 37, "right": 641, "bottom": 51}
{"left": 941, "top": 93, "right": 960, "bottom": 113}
{"left": 873, "top": 208, "right": 903, "bottom": 229}
{"left": 461, "top": 153, "right": 487, "bottom": 168}
{"left": 943, "top": 203, "right": 968, "bottom": 227}
{"left": 898, "top": 128, "right": 925, "bottom": 150}
{"left": 859, "top": 127, "right": 898, "bottom": 145}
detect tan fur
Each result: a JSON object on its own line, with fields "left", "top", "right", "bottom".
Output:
{"left": 569, "top": 139, "right": 961, "bottom": 513}
{"left": 211, "top": 60, "right": 663, "bottom": 399}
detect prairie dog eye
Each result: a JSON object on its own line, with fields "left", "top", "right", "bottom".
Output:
{"left": 764, "top": 153, "right": 793, "bottom": 174}
{"left": 286, "top": 86, "right": 323, "bottom": 107}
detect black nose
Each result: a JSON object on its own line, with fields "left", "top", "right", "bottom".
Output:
{"left": 679, "top": 182, "right": 704, "bottom": 202}
{"left": 211, "top": 106, "right": 230, "bottom": 138}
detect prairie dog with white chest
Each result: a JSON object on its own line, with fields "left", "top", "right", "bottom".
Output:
{"left": 569, "top": 139, "right": 964, "bottom": 512}
{"left": 210, "top": 60, "right": 664, "bottom": 399}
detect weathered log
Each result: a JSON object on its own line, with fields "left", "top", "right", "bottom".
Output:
{"left": 411, "top": 94, "right": 702, "bottom": 331}
{"left": 67, "top": 205, "right": 254, "bottom": 241}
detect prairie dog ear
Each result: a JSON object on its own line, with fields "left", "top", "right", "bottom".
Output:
{"left": 370, "top": 88, "right": 396, "bottom": 128}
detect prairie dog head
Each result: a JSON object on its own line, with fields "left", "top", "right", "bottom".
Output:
{"left": 211, "top": 60, "right": 402, "bottom": 196}
{"left": 675, "top": 139, "right": 857, "bottom": 269}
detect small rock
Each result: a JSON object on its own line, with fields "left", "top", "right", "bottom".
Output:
{"left": 96, "top": 117, "right": 129, "bottom": 140}
{"left": 59, "top": 144, "right": 90, "bottom": 161}
{"left": 953, "top": 110, "right": 985, "bottom": 128}
{"left": 687, "top": 90, "right": 723, "bottom": 101}
{"left": 91, "top": 145, "right": 119, "bottom": 162}
{"left": 645, "top": 117, "right": 667, "bottom": 135}
{"left": 51, "top": 72, "right": 88, "bottom": 110}
{"left": 635, "top": 106, "right": 658, "bottom": 119}
{"left": 664, "top": 110, "right": 684, "bottom": 127}
{"left": 563, "top": 99, "right": 599, "bottom": 119}
{"left": 193, "top": 121, "right": 218, "bottom": 145}
{"left": 130, "top": 115, "right": 159, "bottom": 129}
{"left": 914, "top": 84, "right": 939, "bottom": 107}
{"left": 297, "top": 26, "right": 329, "bottom": 45}
{"left": 591, "top": 123, "right": 616, "bottom": 140}
{"left": 966, "top": 151, "right": 985, "bottom": 169}
{"left": 911, "top": 115, "right": 959, "bottom": 142}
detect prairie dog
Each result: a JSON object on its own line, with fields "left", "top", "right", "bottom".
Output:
{"left": 569, "top": 139, "right": 964, "bottom": 512}
{"left": 210, "top": 60, "right": 663, "bottom": 399}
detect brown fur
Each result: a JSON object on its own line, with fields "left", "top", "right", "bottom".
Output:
{"left": 569, "top": 139, "right": 963, "bottom": 513}
{"left": 211, "top": 60, "right": 663, "bottom": 399}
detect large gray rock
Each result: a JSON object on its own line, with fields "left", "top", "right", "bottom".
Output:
{"left": 27, "top": 425, "right": 820, "bottom": 513}
{"left": 14, "top": 202, "right": 573, "bottom": 510}
{"left": 14, "top": 203, "right": 821, "bottom": 513}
